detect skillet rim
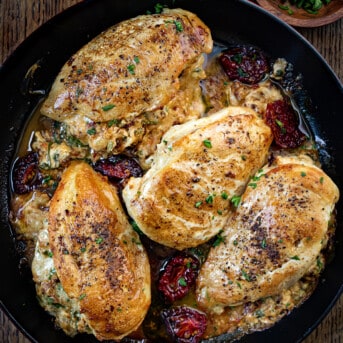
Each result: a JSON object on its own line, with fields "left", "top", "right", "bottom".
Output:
{"left": 0, "top": 1, "right": 342, "bottom": 342}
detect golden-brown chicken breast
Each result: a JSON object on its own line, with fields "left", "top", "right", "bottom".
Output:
{"left": 122, "top": 106, "right": 273, "bottom": 250}
{"left": 40, "top": 8, "right": 212, "bottom": 123}
{"left": 47, "top": 161, "right": 150, "bottom": 341}
{"left": 196, "top": 155, "right": 339, "bottom": 313}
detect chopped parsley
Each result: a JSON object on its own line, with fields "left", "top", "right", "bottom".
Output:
{"left": 102, "top": 103, "right": 115, "bottom": 111}
{"left": 212, "top": 230, "right": 225, "bottom": 247}
{"left": 195, "top": 201, "right": 203, "bottom": 208}
{"left": 291, "top": 255, "right": 300, "bottom": 261}
{"left": 206, "top": 194, "right": 215, "bottom": 204}
{"left": 221, "top": 191, "right": 229, "bottom": 200}
{"left": 316, "top": 257, "right": 324, "bottom": 270}
{"left": 67, "top": 135, "right": 88, "bottom": 147}
{"left": 108, "top": 119, "right": 121, "bottom": 127}
{"left": 154, "top": 3, "right": 164, "bottom": 13}
{"left": 43, "top": 250, "right": 53, "bottom": 258}
{"left": 237, "top": 68, "right": 248, "bottom": 78}
{"left": 203, "top": 139, "right": 212, "bottom": 148}
{"left": 241, "top": 269, "right": 251, "bottom": 281}
{"left": 164, "top": 19, "right": 184, "bottom": 32}
{"left": 87, "top": 127, "right": 96, "bottom": 135}
{"left": 230, "top": 195, "right": 241, "bottom": 208}
{"left": 174, "top": 20, "right": 183, "bottom": 32}
{"left": 42, "top": 175, "right": 52, "bottom": 184}
{"left": 231, "top": 54, "right": 242, "bottom": 64}
{"left": 127, "top": 64, "right": 135, "bottom": 75}
{"left": 131, "top": 237, "right": 142, "bottom": 245}
{"left": 95, "top": 237, "right": 104, "bottom": 244}
{"left": 275, "top": 119, "right": 287, "bottom": 133}
{"left": 131, "top": 221, "right": 143, "bottom": 235}
{"left": 178, "top": 277, "right": 187, "bottom": 287}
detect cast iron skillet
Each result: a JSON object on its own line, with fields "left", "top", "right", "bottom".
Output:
{"left": 0, "top": 0, "right": 342, "bottom": 342}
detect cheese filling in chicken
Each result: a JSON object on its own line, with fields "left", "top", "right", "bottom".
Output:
{"left": 196, "top": 155, "right": 339, "bottom": 314}
{"left": 123, "top": 106, "right": 273, "bottom": 250}
{"left": 35, "top": 162, "right": 151, "bottom": 341}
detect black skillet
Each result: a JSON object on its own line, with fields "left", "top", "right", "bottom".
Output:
{"left": 0, "top": 0, "right": 342, "bottom": 342}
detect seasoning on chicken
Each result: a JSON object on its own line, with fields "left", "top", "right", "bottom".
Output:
{"left": 41, "top": 8, "right": 212, "bottom": 123}
{"left": 196, "top": 155, "right": 339, "bottom": 314}
{"left": 34, "top": 162, "right": 151, "bottom": 340}
{"left": 123, "top": 106, "right": 273, "bottom": 250}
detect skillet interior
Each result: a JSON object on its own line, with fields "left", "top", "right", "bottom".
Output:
{"left": 0, "top": 0, "right": 342, "bottom": 342}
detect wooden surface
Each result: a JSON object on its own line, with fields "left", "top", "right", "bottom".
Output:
{"left": 0, "top": 0, "right": 342, "bottom": 342}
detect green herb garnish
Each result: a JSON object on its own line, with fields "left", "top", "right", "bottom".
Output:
{"left": 230, "top": 195, "right": 241, "bottom": 208}
{"left": 95, "top": 237, "right": 103, "bottom": 244}
{"left": 195, "top": 201, "right": 203, "bottom": 208}
{"left": 102, "top": 103, "right": 115, "bottom": 111}
{"left": 127, "top": 64, "right": 135, "bottom": 75}
{"left": 212, "top": 230, "right": 225, "bottom": 247}
{"left": 203, "top": 139, "right": 212, "bottom": 148}
{"left": 178, "top": 277, "right": 187, "bottom": 286}
{"left": 87, "top": 127, "right": 96, "bottom": 135}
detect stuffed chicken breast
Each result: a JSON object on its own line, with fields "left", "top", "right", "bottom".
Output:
{"left": 33, "top": 162, "right": 151, "bottom": 341}
{"left": 123, "top": 106, "right": 273, "bottom": 250}
{"left": 40, "top": 8, "right": 212, "bottom": 123}
{"left": 196, "top": 155, "right": 339, "bottom": 313}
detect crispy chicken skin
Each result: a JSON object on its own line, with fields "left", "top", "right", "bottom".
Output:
{"left": 48, "top": 162, "right": 151, "bottom": 341}
{"left": 40, "top": 8, "right": 212, "bottom": 123}
{"left": 122, "top": 106, "right": 273, "bottom": 250}
{"left": 196, "top": 155, "right": 339, "bottom": 313}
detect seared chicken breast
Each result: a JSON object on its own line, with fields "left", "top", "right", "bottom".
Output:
{"left": 196, "top": 155, "right": 339, "bottom": 313}
{"left": 123, "top": 106, "right": 273, "bottom": 250}
{"left": 46, "top": 162, "right": 151, "bottom": 340}
{"left": 40, "top": 8, "right": 212, "bottom": 123}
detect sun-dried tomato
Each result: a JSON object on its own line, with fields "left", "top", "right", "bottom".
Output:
{"left": 93, "top": 155, "right": 143, "bottom": 180}
{"left": 158, "top": 254, "right": 199, "bottom": 302}
{"left": 161, "top": 306, "right": 207, "bottom": 343}
{"left": 265, "top": 99, "right": 307, "bottom": 148}
{"left": 219, "top": 46, "right": 269, "bottom": 84}
{"left": 12, "top": 152, "right": 41, "bottom": 194}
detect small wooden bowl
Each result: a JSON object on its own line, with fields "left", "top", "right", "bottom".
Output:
{"left": 256, "top": 0, "right": 343, "bottom": 27}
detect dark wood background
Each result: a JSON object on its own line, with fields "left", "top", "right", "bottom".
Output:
{"left": 0, "top": 0, "right": 342, "bottom": 342}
